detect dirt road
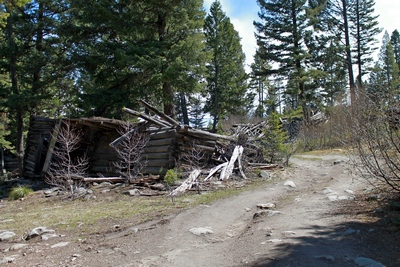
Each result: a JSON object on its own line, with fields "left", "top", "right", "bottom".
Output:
{"left": 2, "top": 152, "right": 396, "bottom": 266}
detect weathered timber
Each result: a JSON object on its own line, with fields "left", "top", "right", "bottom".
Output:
{"left": 141, "top": 152, "right": 171, "bottom": 160}
{"left": 220, "top": 145, "right": 241, "bottom": 180}
{"left": 123, "top": 107, "right": 170, "bottom": 127}
{"left": 143, "top": 145, "right": 172, "bottom": 154}
{"left": 182, "top": 127, "right": 236, "bottom": 142}
{"left": 170, "top": 169, "right": 201, "bottom": 196}
{"left": 145, "top": 159, "right": 174, "bottom": 167}
{"left": 146, "top": 137, "right": 175, "bottom": 147}
{"left": 204, "top": 162, "right": 228, "bottom": 181}
{"left": 139, "top": 99, "right": 180, "bottom": 126}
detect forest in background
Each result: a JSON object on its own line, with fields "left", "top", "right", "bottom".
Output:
{"left": 0, "top": 0, "right": 399, "bottom": 174}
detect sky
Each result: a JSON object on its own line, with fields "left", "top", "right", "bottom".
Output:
{"left": 203, "top": 0, "right": 400, "bottom": 71}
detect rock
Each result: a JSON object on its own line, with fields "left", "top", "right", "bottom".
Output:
{"left": 0, "top": 256, "right": 16, "bottom": 264}
{"left": 127, "top": 189, "right": 140, "bottom": 196}
{"left": 268, "top": 239, "right": 282, "bottom": 243}
{"left": 0, "top": 231, "right": 16, "bottom": 241}
{"left": 343, "top": 228, "right": 359, "bottom": 235}
{"left": 322, "top": 188, "right": 335, "bottom": 194}
{"left": 26, "top": 226, "right": 55, "bottom": 240}
{"left": 101, "top": 189, "right": 111, "bottom": 193}
{"left": 282, "top": 231, "right": 296, "bottom": 236}
{"left": 257, "top": 203, "right": 276, "bottom": 209}
{"left": 43, "top": 187, "right": 60, "bottom": 197}
{"left": 354, "top": 257, "right": 385, "bottom": 267}
{"left": 345, "top": 189, "right": 355, "bottom": 194}
{"left": 284, "top": 180, "right": 296, "bottom": 188}
{"left": 150, "top": 183, "right": 165, "bottom": 190}
{"left": 333, "top": 160, "right": 342, "bottom": 165}
{"left": 51, "top": 242, "right": 70, "bottom": 248}
{"left": 253, "top": 210, "right": 282, "bottom": 219}
{"left": 315, "top": 255, "right": 335, "bottom": 262}
{"left": 245, "top": 207, "right": 251, "bottom": 212}
{"left": 99, "top": 182, "right": 112, "bottom": 187}
{"left": 189, "top": 227, "right": 214, "bottom": 236}
{"left": 328, "top": 195, "right": 338, "bottom": 201}
{"left": 338, "top": 195, "right": 355, "bottom": 200}
{"left": 260, "top": 171, "right": 270, "bottom": 179}
{"left": 41, "top": 233, "right": 59, "bottom": 240}
{"left": 9, "top": 243, "right": 28, "bottom": 251}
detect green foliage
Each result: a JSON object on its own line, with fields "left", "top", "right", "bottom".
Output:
{"left": 203, "top": 0, "right": 249, "bottom": 132}
{"left": 261, "top": 112, "right": 288, "bottom": 163}
{"left": 9, "top": 185, "right": 33, "bottom": 200}
{"left": 164, "top": 169, "right": 179, "bottom": 186}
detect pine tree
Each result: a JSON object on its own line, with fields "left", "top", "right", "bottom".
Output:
{"left": 368, "top": 32, "right": 400, "bottom": 105}
{"left": 65, "top": 0, "right": 208, "bottom": 118}
{"left": 391, "top": 30, "right": 400, "bottom": 66}
{"left": 203, "top": 0, "right": 248, "bottom": 132}
{"left": 254, "top": 0, "right": 310, "bottom": 117}
{"left": 349, "top": 0, "right": 381, "bottom": 87}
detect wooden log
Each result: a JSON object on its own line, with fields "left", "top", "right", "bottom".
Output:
{"left": 146, "top": 137, "right": 174, "bottom": 147}
{"left": 149, "top": 130, "right": 177, "bottom": 141}
{"left": 139, "top": 99, "right": 180, "bottom": 126}
{"left": 141, "top": 152, "right": 171, "bottom": 160}
{"left": 144, "top": 159, "right": 173, "bottom": 167}
{"left": 82, "top": 177, "right": 125, "bottom": 183}
{"left": 220, "top": 145, "right": 241, "bottom": 180}
{"left": 169, "top": 169, "right": 201, "bottom": 196}
{"left": 41, "top": 120, "right": 62, "bottom": 174}
{"left": 182, "top": 127, "right": 236, "bottom": 142}
{"left": 237, "top": 146, "right": 247, "bottom": 180}
{"left": 123, "top": 107, "right": 171, "bottom": 127}
{"left": 143, "top": 145, "right": 172, "bottom": 154}
{"left": 142, "top": 166, "right": 168, "bottom": 175}
{"left": 204, "top": 162, "right": 228, "bottom": 181}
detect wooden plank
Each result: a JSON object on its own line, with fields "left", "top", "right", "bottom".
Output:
{"left": 139, "top": 99, "right": 181, "bottom": 126}
{"left": 146, "top": 137, "right": 174, "bottom": 147}
{"left": 143, "top": 145, "right": 172, "bottom": 154}
{"left": 41, "top": 119, "right": 62, "bottom": 174}
{"left": 123, "top": 107, "right": 171, "bottom": 127}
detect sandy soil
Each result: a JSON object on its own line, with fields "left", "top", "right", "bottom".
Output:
{"left": 1, "top": 151, "right": 399, "bottom": 267}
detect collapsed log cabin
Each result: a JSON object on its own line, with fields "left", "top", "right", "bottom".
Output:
{"left": 24, "top": 100, "right": 271, "bottom": 182}
{"left": 23, "top": 116, "right": 125, "bottom": 179}
{"left": 112, "top": 100, "right": 268, "bottom": 176}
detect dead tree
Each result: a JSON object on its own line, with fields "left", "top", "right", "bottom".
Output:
{"left": 45, "top": 121, "right": 89, "bottom": 198}
{"left": 112, "top": 121, "right": 149, "bottom": 181}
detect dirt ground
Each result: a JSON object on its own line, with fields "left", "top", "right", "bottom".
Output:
{"left": 1, "top": 151, "right": 400, "bottom": 267}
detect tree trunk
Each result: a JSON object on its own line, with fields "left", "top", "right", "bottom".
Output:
{"left": 343, "top": 0, "right": 356, "bottom": 104}
{"left": 7, "top": 14, "right": 24, "bottom": 176}
{"left": 180, "top": 92, "right": 189, "bottom": 125}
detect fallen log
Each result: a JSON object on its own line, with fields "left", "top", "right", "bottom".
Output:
{"left": 169, "top": 169, "right": 201, "bottom": 196}
{"left": 139, "top": 99, "right": 180, "bottom": 127}
{"left": 204, "top": 162, "right": 228, "bottom": 181}
{"left": 220, "top": 145, "right": 241, "bottom": 180}
{"left": 237, "top": 146, "right": 247, "bottom": 179}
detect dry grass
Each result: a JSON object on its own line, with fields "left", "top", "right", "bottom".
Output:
{"left": 0, "top": 176, "right": 278, "bottom": 239}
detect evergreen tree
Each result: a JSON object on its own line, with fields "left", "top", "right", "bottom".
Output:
{"left": 65, "top": 0, "right": 207, "bottom": 118}
{"left": 249, "top": 50, "right": 275, "bottom": 118}
{"left": 368, "top": 32, "right": 400, "bottom": 105}
{"left": 0, "top": 0, "right": 66, "bottom": 174}
{"left": 204, "top": 0, "right": 248, "bottom": 132}
{"left": 349, "top": 0, "right": 381, "bottom": 87}
{"left": 254, "top": 0, "right": 311, "bottom": 117}
{"left": 310, "top": 0, "right": 356, "bottom": 104}
{"left": 391, "top": 29, "right": 400, "bottom": 66}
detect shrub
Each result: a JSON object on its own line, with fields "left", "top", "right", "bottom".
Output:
{"left": 164, "top": 169, "right": 179, "bottom": 186}
{"left": 9, "top": 185, "right": 33, "bottom": 200}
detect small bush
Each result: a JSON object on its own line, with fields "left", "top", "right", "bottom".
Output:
{"left": 164, "top": 169, "right": 179, "bottom": 186}
{"left": 9, "top": 185, "right": 34, "bottom": 200}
